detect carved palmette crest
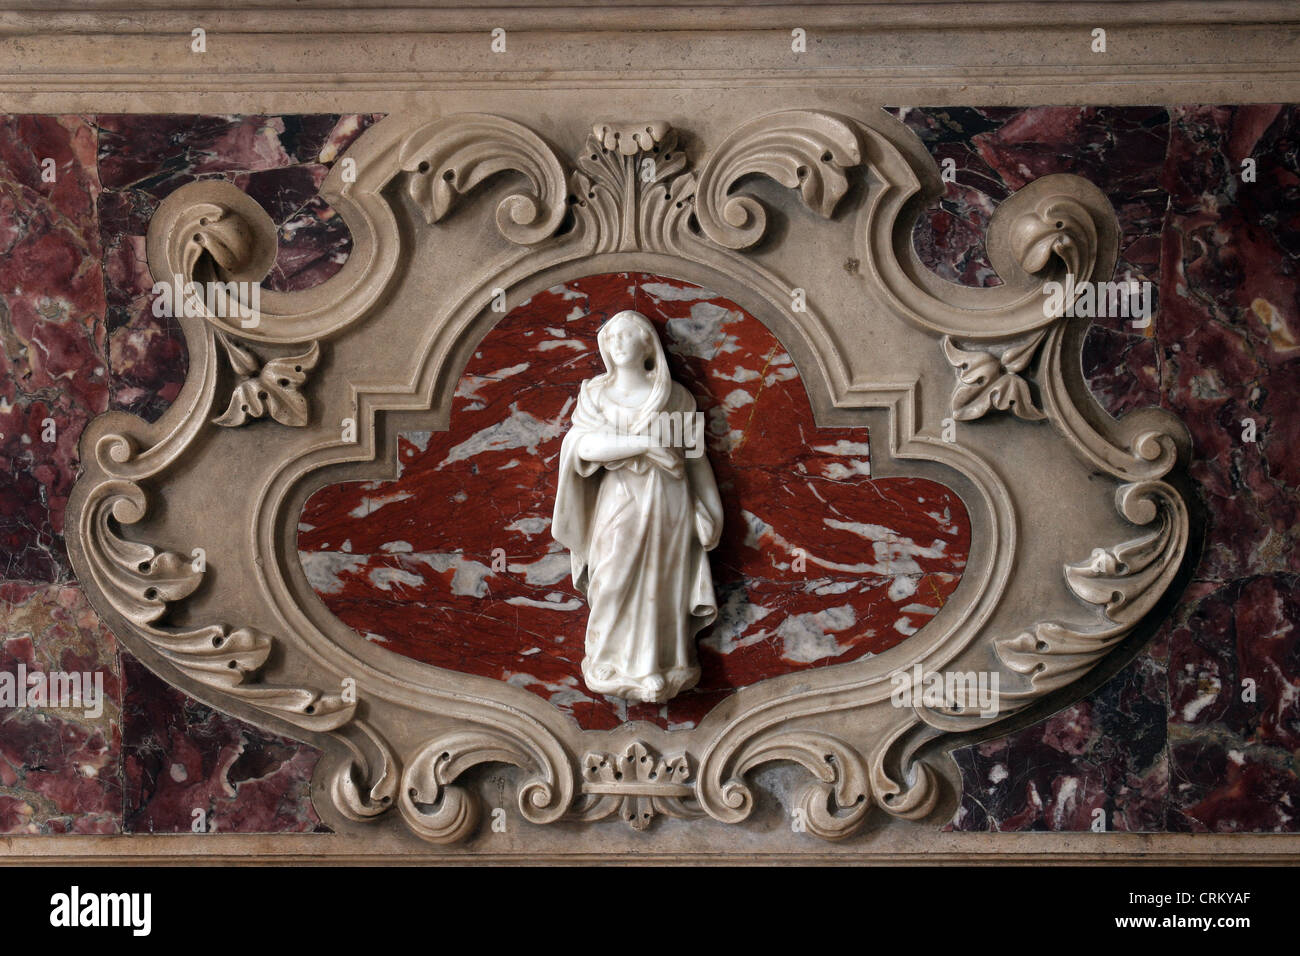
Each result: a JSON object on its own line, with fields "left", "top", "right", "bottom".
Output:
{"left": 568, "top": 122, "right": 694, "bottom": 253}
{"left": 65, "top": 107, "right": 1191, "bottom": 849}
{"left": 575, "top": 743, "right": 701, "bottom": 831}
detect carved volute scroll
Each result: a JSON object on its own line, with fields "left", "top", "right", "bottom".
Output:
{"left": 65, "top": 103, "right": 1191, "bottom": 850}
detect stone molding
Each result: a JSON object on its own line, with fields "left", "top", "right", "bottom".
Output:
{"left": 0, "top": 2, "right": 1298, "bottom": 107}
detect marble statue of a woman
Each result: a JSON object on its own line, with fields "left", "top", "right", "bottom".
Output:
{"left": 552, "top": 310, "right": 723, "bottom": 704}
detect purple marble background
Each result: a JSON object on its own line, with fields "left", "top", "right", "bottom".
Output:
{"left": 0, "top": 107, "right": 1295, "bottom": 835}
{"left": 0, "top": 114, "right": 377, "bottom": 833}
{"left": 892, "top": 106, "right": 1300, "bottom": 832}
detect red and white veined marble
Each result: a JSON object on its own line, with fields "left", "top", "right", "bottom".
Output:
{"left": 298, "top": 273, "right": 971, "bottom": 730}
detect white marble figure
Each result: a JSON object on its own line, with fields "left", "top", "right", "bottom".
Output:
{"left": 552, "top": 310, "right": 723, "bottom": 704}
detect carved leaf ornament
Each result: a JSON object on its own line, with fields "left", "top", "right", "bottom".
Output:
{"left": 213, "top": 335, "right": 321, "bottom": 428}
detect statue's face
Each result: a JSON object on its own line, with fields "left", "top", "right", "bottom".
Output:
{"left": 605, "top": 319, "right": 653, "bottom": 370}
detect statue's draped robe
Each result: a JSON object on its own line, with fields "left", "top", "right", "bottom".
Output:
{"left": 553, "top": 379, "right": 718, "bottom": 703}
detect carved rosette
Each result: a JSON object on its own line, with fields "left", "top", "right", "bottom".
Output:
{"left": 63, "top": 106, "right": 1191, "bottom": 849}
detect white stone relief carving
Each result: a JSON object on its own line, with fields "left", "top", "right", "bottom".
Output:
{"left": 399, "top": 113, "right": 569, "bottom": 245}
{"left": 63, "top": 105, "right": 1193, "bottom": 851}
{"left": 570, "top": 121, "right": 693, "bottom": 253}
{"left": 552, "top": 310, "right": 722, "bottom": 703}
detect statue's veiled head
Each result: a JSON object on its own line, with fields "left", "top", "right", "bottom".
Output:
{"left": 595, "top": 309, "right": 671, "bottom": 427}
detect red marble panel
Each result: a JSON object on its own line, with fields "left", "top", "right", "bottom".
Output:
{"left": 299, "top": 273, "right": 970, "bottom": 730}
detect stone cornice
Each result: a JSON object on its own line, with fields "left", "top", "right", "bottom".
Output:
{"left": 2, "top": 2, "right": 1297, "bottom": 35}
{"left": 0, "top": 2, "right": 1296, "bottom": 109}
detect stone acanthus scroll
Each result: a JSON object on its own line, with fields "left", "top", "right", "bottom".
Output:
{"left": 65, "top": 107, "right": 1192, "bottom": 849}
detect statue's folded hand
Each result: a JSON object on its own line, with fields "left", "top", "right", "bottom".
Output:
{"left": 644, "top": 442, "right": 680, "bottom": 472}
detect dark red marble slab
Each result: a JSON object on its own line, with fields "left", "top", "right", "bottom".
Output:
{"left": 121, "top": 654, "right": 323, "bottom": 834}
